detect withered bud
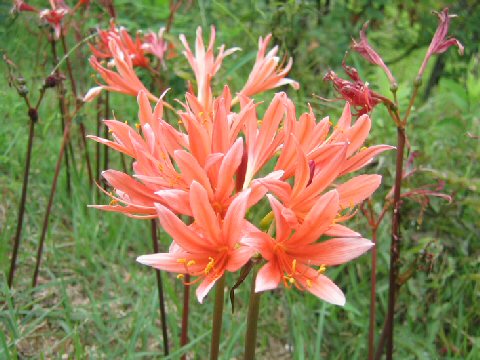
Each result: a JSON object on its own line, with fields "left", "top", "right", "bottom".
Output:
{"left": 17, "top": 85, "right": 29, "bottom": 96}
{"left": 43, "top": 74, "right": 65, "bottom": 88}
{"left": 17, "top": 77, "right": 26, "bottom": 85}
{"left": 28, "top": 108, "right": 38, "bottom": 123}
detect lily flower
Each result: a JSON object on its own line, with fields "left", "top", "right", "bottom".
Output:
{"left": 324, "top": 61, "right": 391, "bottom": 116}
{"left": 245, "top": 192, "right": 373, "bottom": 305}
{"left": 39, "top": 0, "right": 69, "bottom": 39}
{"left": 137, "top": 182, "right": 256, "bottom": 303}
{"left": 180, "top": 26, "right": 239, "bottom": 112}
{"left": 84, "top": 37, "right": 157, "bottom": 102}
{"left": 417, "top": 8, "right": 464, "bottom": 79}
{"left": 142, "top": 27, "right": 169, "bottom": 65}
{"left": 239, "top": 34, "right": 299, "bottom": 98}
{"left": 351, "top": 22, "right": 396, "bottom": 85}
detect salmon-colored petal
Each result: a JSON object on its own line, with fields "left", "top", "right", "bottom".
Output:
{"left": 223, "top": 189, "right": 251, "bottom": 247}
{"left": 336, "top": 174, "right": 382, "bottom": 208}
{"left": 290, "top": 237, "right": 373, "bottom": 266}
{"left": 196, "top": 272, "right": 222, "bottom": 304}
{"left": 155, "top": 189, "right": 192, "bottom": 216}
{"left": 324, "top": 224, "right": 361, "bottom": 237}
{"left": 255, "top": 261, "right": 282, "bottom": 292}
{"left": 290, "top": 141, "right": 310, "bottom": 200}
{"left": 340, "top": 145, "right": 394, "bottom": 176}
{"left": 137, "top": 252, "right": 190, "bottom": 273}
{"left": 226, "top": 246, "right": 256, "bottom": 272}
{"left": 215, "top": 138, "right": 243, "bottom": 204}
{"left": 290, "top": 190, "right": 339, "bottom": 246}
{"left": 174, "top": 150, "right": 213, "bottom": 197}
{"left": 155, "top": 202, "right": 210, "bottom": 252}
{"left": 189, "top": 181, "right": 221, "bottom": 243}
{"left": 267, "top": 194, "right": 291, "bottom": 243}
{"left": 303, "top": 272, "right": 346, "bottom": 306}
{"left": 344, "top": 114, "right": 371, "bottom": 157}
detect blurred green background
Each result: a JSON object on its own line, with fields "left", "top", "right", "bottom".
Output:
{"left": 1, "top": 0, "right": 479, "bottom": 358}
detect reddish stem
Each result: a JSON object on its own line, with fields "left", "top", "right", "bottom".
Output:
{"left": 150, "top": 220, "right": 170, "bottom": 355}
{"left": 385, "top": 126, "right": 406, "bottom": 360}
{"left": 180, "top": 274, "right": 190, "bottom": 360}
{"left": 368, "top": 227, "right": 378, "bottom": 360}
{"left": 32, "top": 119, "right": 72, "bottom": 287}
{"left": 8, "top": 118, "right": 35, "bottom": 288}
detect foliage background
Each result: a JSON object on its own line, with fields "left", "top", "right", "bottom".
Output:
{"left": 0, "top": 0, "right": 479, "bottom": 358}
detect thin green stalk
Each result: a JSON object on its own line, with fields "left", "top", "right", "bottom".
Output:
{"left": 210, "top": 275, "right": 226, "bottom": 360}
{"left": 244, "top": 268, "right": 261, "bottom": 360}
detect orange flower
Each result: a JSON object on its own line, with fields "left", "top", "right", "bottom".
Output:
{"left": 180, "top": 26, "right": 239, "bottom": 112}
{"left": 244, "top": 192, "right": 373, "bottom": 305}
{"left": 84, "top": 38, "right": 157, "bottom": 102}
{"left": 239, "top": 34, "right": 299, "bottom": 98}
{"left": 137, "top": 182, "right": 256, "bottom": 303}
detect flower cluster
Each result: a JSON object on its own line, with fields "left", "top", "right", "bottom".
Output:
{"left": 12, "top": 0, "right": 90, "bottom": 39}
{"left": 88, "top": 27, "right": 391, "bottom": 304}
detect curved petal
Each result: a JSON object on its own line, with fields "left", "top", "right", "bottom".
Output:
{"left": 255, "top": 261, "right": 282, "bottom": 292}
{"left": 155, "top": 202, "right": 210, "bottom": 252}
{"left": 290, "top": 190, "right": 339, "bottom": 246}
{"left": 190, "top": 181, "right": 221, "bottom": 243}
{"left": 223, "top": 189, "right": 251, "bottom": 247}
{"left": 196, "top": 272, "right": 222, "bottom": 304}
{"left": 289, "top": 237, "right": 373, "bottom": 265}
{"left": 336, "top": 174, "right": 382, "bottom": 208}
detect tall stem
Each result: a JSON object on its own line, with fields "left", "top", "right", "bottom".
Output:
{"left": 150, "top": 220, "right": 169, "bottom": 355}
{"left": 244, "top": 269, "right": 261, "bottom": 360}
{"left": 102, "top": 92, "right": 110, "bottom": 189}
{"left": 368, "top": 227, "right": 378, "bottom": 360}
{"left": 385, "top": 126, "right": 406, "bottom": 360}
{"left": 32, "top": 119, "right": 72, "bottom": 287}
{"left": 210, "top": 275, "right": 225, "bottom": 360}
{"left": 180, "top": 274, "right": 190, "bottom": 360}
{"left": 8, "top": 118, "right": 35, "bottom": 288}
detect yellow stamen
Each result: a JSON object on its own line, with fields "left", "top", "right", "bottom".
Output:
{"left": 288, "top": 277, "right": 295, "bottom": 284}
{"left": 318, "top": 265, "right": 327, "bottom": 274}
{"left": 177, "top": 274, "right": 184, "bottom": 279}
{"left": 204, "top": 257, "right": 215, "bottom": 274}
{"left": 124, "top": 120, "right": 128, "bottom": 125}
{"left": 360, "top": 146, "right": 368, "bottom": 151}
{"left": 292, "top": 259, "right": 297, "bottom": 274}
{"left": 135, "top": 123, "right": 141, "bottom": 130}
{"left": 187, "top": 260, "right": 196, "bottom": 267}
{"left": 306, "top": 279, "right": 312, "bottom": 288}
{"left": 176, "top": 258, "right": 187, "bottom": 264}
{"left": 109, "top": 199, "right": 118, "bottom": 206}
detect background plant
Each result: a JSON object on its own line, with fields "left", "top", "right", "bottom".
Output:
{"left": 1, "top": 0, "right": 478, "bottom": 358}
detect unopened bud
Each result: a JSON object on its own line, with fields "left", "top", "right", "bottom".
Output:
{"left": 414, "top": 76, "right": 423, "bottom": 87}
{"left": 28, "top": 108, "right": 38, "bottom": 123}
{"left": 44, "top": 75, "right": 58, "bottom": 88}
{"left": 390, "top": 82, "right": 398, "bottom": 92}
{"left": 17, "top": 85, "right": 29, "bottom": 96}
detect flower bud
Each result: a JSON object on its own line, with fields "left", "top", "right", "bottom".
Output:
{"left": 17, "top": 85, "right": 29, "bottom": 96}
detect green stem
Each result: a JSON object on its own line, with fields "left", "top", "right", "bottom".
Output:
{"left": 244, "top": 268, "right": 261, "bottom": 360}
{"left": 210, "top": 275, "right": 226, "bottom": 360}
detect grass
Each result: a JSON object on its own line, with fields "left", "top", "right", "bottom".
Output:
{"left": 1, "top": 0, "right": 479, "bottom": 359}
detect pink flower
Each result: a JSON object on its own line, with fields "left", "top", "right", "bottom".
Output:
{"left": 84, "top": 38, "right": 157, "bottom": 102}
{"left": 239, "top": 34, "right": 299, "bottom": 98}
{"left": 39, "top": 1, "right": 69, "bottom": 39}
{"left": 12, "top": 0, "right": 38, "bottom": 13}
{"left": 90, "top": 20, "right": 150, "bottom": 68}
{"left": 351, "top": 22, "right": 396, "bottom": 85}
{"left": 137, "top": 182, "right": 256, "bottom": 303}
{"left": 180, "top": 26, "right": 239, "bottom": 112}
{"left": 418, "top": 8, "right": 464, "bottom": 79}
{"left": 244, "top": 192, "right": 373, "bottom": 305}
{"left": 324, "top": 61, "right": 391, "bottom": 116}
{"left": 142, "top": 28, "right": 168, "bottom": 65}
